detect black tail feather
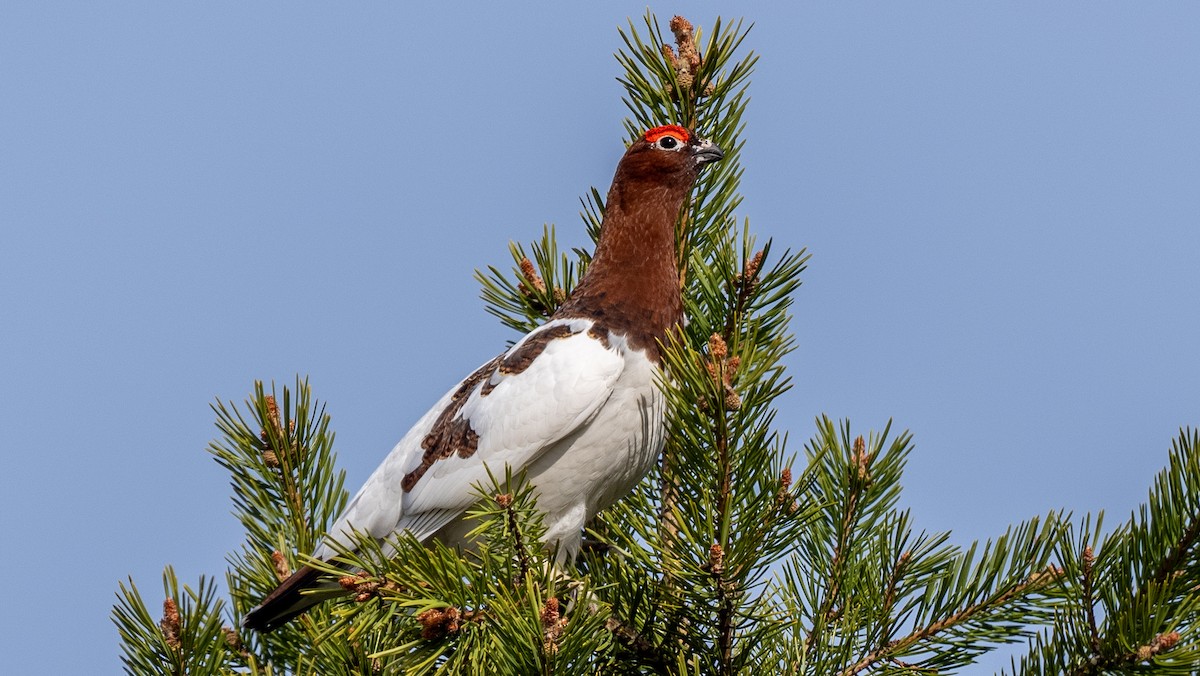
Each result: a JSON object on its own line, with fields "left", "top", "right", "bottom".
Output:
{"left": 242, "top": 565, "right": 344, "bottom": 632}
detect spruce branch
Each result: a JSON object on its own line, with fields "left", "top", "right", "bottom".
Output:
{"left": 799, "top": 420, "right": 907, "bottom": 659}
{"left": 1081, "top": 544, "right": 1101, "bottom": 655}
{"left": 781, "top": 420, "right": 1065, "bottom": 673}
{"left": 495, "top": 491, "right": 532, "bottom": 583}
{"left": 477, "top": 226, "right": 583, "bottom": 337}
{"left": 208, "top": 378, "right": 349, "bottom": 669}
{"left": 112, "top": 567, "right": 235, "bottom": 676}
{"left": 210, "top": 378, "right": 346, "bottom": 568}
{"left": 305, "top": 467, "right": 639, "bottom": 674}
{"left": 1065, "top": 631, "right": 1183, "bottom": 675}
{"left": 839, "top": 561, "right": 1062, "bottom": 675}
{"left": 1011, "top": 428, "right": 1200, "bottom": 674}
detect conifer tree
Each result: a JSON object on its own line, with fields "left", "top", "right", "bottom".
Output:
{"left": 114, "top": 12, "right": 1200, "bottom": 674}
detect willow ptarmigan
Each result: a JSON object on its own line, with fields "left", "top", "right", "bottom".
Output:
{"left": 243, "top": 125, "right": 724, "bottom": 632}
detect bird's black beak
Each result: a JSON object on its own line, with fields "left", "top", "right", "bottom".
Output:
{"left": 692, "top": 138, "right": 725, "bottom": 166}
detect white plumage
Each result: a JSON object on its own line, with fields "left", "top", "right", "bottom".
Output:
{"left": 316, "top": 317, "right": 663, "bottom": 561}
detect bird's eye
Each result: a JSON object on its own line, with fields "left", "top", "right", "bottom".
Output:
{"left": 657, "top": 136, "right": 679, "bottom": 150}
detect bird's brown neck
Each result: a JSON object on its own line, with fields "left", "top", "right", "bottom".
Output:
{"left": 556, "top": 175, "right": 690, "bottom": 362}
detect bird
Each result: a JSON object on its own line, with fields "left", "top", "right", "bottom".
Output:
{"left": 243, "top": 125, "right": 724, "bottom": 632}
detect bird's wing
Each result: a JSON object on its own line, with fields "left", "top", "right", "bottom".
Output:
{"left": 315, "top": 318, "right": 622, "bottom": 559}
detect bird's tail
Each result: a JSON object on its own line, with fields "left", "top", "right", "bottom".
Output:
{"left": 242, "top": 565, "right": 346, "bottom": 632}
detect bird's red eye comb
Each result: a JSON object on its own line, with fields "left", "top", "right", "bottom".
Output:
{"left": 644, "top": 125, "right": 690, "bottom": 145}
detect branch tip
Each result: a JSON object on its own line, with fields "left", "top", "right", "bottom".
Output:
{"left": 1138, "top": 631, "right": 1180, "bottom": 660}
{"left": 743, "top": 250, "right": 765, "bottom": 286}
{"left": 159, "top": 598, "right": 181, "bottom": 650}
{"left": 270, "top": 550, "right": 290, "bottom": 581}
{"left": 851, "top": 436, "right": 872, "bottom": 485}
{"left": 663, "top": 15, "right": 714, "bottom": 98}
{"left": 708, "top": 543, "right": 725, "bottom": 575}
{"left": 541, "top": 597, "right": 567, "bottom": 655}
{"left": 417, "top": 606, "right": 462, "bottom": 640}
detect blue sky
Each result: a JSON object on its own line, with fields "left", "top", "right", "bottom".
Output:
{"left": 2, "top": 3, "right": 1198, "bottom": 673}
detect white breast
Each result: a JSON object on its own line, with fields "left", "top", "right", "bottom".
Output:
{"left": 519, "top": 336, "right": 665, "bottom": 555}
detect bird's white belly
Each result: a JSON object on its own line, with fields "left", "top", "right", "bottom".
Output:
{"left": 515, "top": 347, "right": 664, "bottom": 554}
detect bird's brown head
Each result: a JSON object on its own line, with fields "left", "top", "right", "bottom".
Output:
{"left": 616, "top": 125, "right": 725, "bottom": 184}
{"left": 601, "top": 125, "right": 724, "bottom": 227}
